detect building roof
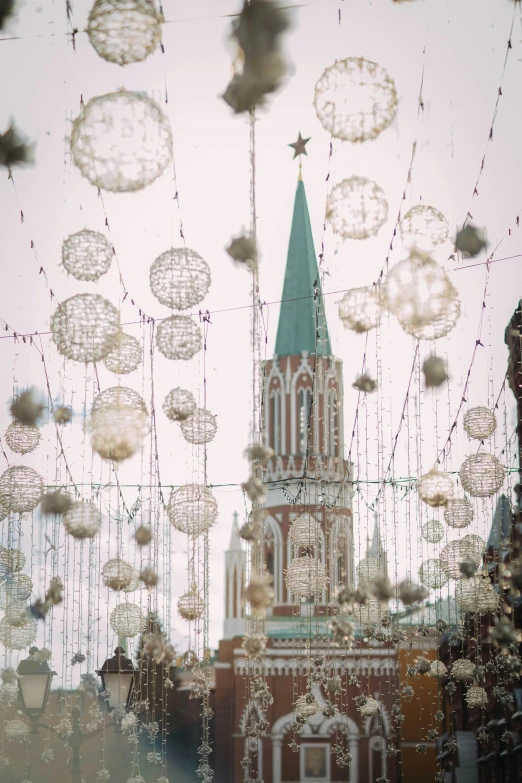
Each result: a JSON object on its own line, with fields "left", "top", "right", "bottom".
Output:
{"left": 366, "top": 516, "right": 388, "bottom": 575}
{"left": 274, "top": 178, "right": 331, "bottom": 357}
{"left": 487, "top": 493, "right": 512, "bottom": 551}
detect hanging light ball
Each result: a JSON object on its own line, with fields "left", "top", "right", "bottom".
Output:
{"left": 242, "top": 632, "right": 267, "bottom": 659}
{"left": 295, "top": 694, "right": 321, "bottom": 718}
{"left": 439, "top": 535, "right": 485, "bottom": 580}
{"left": 455, "top": 576, "right": 500, "bottom": 614}
{"left": 156, "top": 316, "right": 202, "bottom": 361}
{"left": 0, "top": 547, "right": 25, "bottom": 576}
{"left": 150, "top": 248, "right": 211, "bottom": 310}
{"left": 71, "top": 90, "right": 172, "bottom": 193}
{"left": 103, "top": 332, "right": 143, "bottom": 375}
{"left": 110, "top": 603, "right": 146, "bottom": 637}
{"left": 466, "top": 686, "right": 488, "bottom": 709}
{"left": 102, "top": 558, "right": 139, "bottom": 591}
{"left": 4, "top": 601, "right": 31, "bottom": 628}
{"left": 285, "top": 555, "right": 327, "bottom": 598}
{"left": 327, "top": 176, "right": 388, "bottom": 240}
{"left": 167, "top": 484, "right": 218, "bottom": 537}
{"left": 313, "top": 57, "right": 397, "bottom": 143}
{"left": 91, "top": 401, "right": 148, "bottom": 463}
{"left": 0, "top": 574, "right": 33, "bottom": 607}
{"left": 386, "top": 252, "right": 461, "bottom": 340}
{"left": 356, "top": 557, "right": 381, "bottom": 584}
{"left": 63, "top": 501, "right": 102, "bottom": 539}
{"left": 422, "top": 520, "right": 445, "bottom": 544}
{"left": 418, "top": 467, "right": 453, "bottom": 508}
{"left": 451, "top": 659, "right": 476, "bottom": 682}
{"left": 462, "top": 407, "right": 497, "bottom": 440}
{"left": 0, "top": 617, "right": 36, "bottom": 650}
{"left": 355, "top": 599, "right": 389, "bottom": 626}
{"left": 177, "top": 586, "right": 205, "bottom": 621}
{"left": 4, "top": 718, "right": 29, "bottom": 742}
{"left": 459, "top": 453, "right": 505, "bottom": 498}
{"left": 422, "top": 355, "right": 448, "bottom": 388}
{"left": 93, "top": 386, "right": 148, "bottom": 416}
{"left": 429, "top": 660, "right": 447, "bottom": 679}
{"left": 444, "top": 498, "right": 473, "bottom": 529}
{"left": 134, "top": 526, "right": 152, "bottom": 546}
{"left": 87, "top": 0, "right": 162, "bottom": 66}
{"left": 0, "top": 682, "right": 18, "bottom": 709}
{"left": 399, "top": 205, "right": 449, "bottom": 252}
{"left": 359, "top": 697, "right": 380, "bottom": 717}
{"left": 4, "top": 421, "right": 41, "bottom": 455}
{"left": 0, "top": 466, "right": 43, "bottom": 513}
{"left": 180, "top": 408, "right": 217, "bottom": 445}
{"left": 418, "top": 559, "right": 448, "bottom": 590}
{"left": 51, "top": 293, "right": 120, "bottom": 364}
{"left": 163, "top": 388, "right": 196, "bottom": 423}
{"left": 62, "top": 229, "right": 113, "bottom": 282}
{"left": 0, "top": 495, "right": 9, "bottom": 522}
{"left": 289, "top": 513, "right": 321, "bottom": 548}
{"left": 338, "top": 286, "right": 383, "bottom": 333}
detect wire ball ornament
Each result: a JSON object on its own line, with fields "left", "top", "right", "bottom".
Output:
{"left": 103, "top": 332, "right": 143, "bottom": 375}
{"left": 418, "top": 468, "right": 453, "bottom": 508}
{"left": 51, "top": 293, "right": 120, "bottom": 364}
{"left": 102, "top": 558, "right": 139, "bottom": 591}
{"left": 313, "top": 57, "right": 397, "bottom": 143}
{"left": 70, "top": 90, "right": 173, "bottom": 193}
{"left": 429, "top": 660, "right": 447, "bottom": 679}
{"left": 455, "top": 577, "right": 500, "bottom": 614}
{"left": 150, "top": 248, "right": 211, "bottom": 310}
{"left": 0, "top": 547, "right": 25, "bottom": 576}
{"left": 4, "top": 601, "right": 31, "bottom": 628}
{"left": 295, "top": 694, "right": 321, "bottom": 718}
{"left": 399, "top": 205, "right": 449, "bottom": 252}
{"left": 92, "top": 386, "right": 148, "bottom": 417}
{"left": 180, "top": 408, "right": 217, "bottom": 445}
{"left": 0, "top": 466, "right": 43, "bottom": 513}
{"left": 462, "top": 407, "right": 497, "bottom": 440}
{"left": 4, "top": 718, "right": 29, "bottom": 741}
{"left": 167, "top": 484, "right": 218, "bottom": 537}
{"left": 355, "top": 598, "right": 389, "bottom": 626}
{"left": 418, "top": 559, "right": 448, "bottom": 590}
{"left": 451, "top": 659, "right": 475, "bottom": 682}
{"left": 62, "top": 229, "right": 113, "bottom": 282}
{"left": 356, "top": 557, "right": 381, "bottom": 584}
{"left": 162, "top": 388, "right": 196, "bottom": 422}
{"left": 156, "top": 315, "right": 202, "bottom": 361}
{"left": 285, "top": 555, "right": 327, "bottom": 598}
{"left": 386, "top": 252, "right": 461, "bottom": 340}
{"left": 326, "top": 176, "right": 388, "bottom": 240}
{"left": 439, "top": 535, "right": 485, "bottom": 580}
{"left": 422, "top": 520, "right": 445, "bottom": 544}
{"left": 87, "top": 0, "right": 162, "bottom": 66}
{"left": 177, "top": 586, "right": 205, "bottom": 621}
{"left": 63, "top": 501, "right": 102, "bottom": 539}
{"left": 338, "top": 286, "right": 382, "bottom": 333}
{"left": 459, "top": 453, "right": 505, "bottom": 498}
{"left": 4, "top": 421, "right": 41, "bottom": 455}
{"left": 359, "top": 697, "right": 380, "bottom": 717}
{"left": 466, "top": 686, "right": 488, "bottom": 709}
{"left": 91, "top": 401, "right": 148, "bottom": 463}
{"left": 242, "top": 632, "right": 267, "bottom": 659}
{"left": 444, "top": 498, "right": 473, "bottom": 529}
{"left": 0, "top": 617, "right": 36, "bottom": 650}
{"left": 110, "top": 603, "right": 146, "bottom": 637}
{"left": 288, "top": 513, "right": 321, "bottom": 548}
{"left": 0, "top": 574, "right": 33, "bottom": 607}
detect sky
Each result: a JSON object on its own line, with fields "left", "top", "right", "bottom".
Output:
{"left": 0, "top": 0, "right": 521, "bottom": 679}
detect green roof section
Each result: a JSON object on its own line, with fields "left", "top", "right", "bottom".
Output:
{"left": 274, "top": 178, "right": 331, "bottom": 357}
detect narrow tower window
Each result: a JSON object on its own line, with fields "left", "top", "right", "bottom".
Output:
{"left": 299, "top": 388, "right": 312, "bottom": 455}
{"left": 328, "top": 389, "right": 339, "bottom": 457}
{"left": 270, "top": 390, "right": 282, "bottom": 454}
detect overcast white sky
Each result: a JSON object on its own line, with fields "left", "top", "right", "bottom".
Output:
{"left": 0, "top": 0, "right": 521, "bottom": 678}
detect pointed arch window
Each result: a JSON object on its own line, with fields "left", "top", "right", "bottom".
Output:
{"left": 270, "top": 389, "right": 282, "bottom": 455}
{"left": 328, "top": 389, "right": 339, "bottom": 458}
{"left": 298, "top": 388, "right": 312, "bottom": 455}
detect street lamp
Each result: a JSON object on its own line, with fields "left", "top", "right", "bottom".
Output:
{"left": 96, "top": 646, "right": 136, "bottom": 710}
{"left": 16, "top": 646, "right": 56, "bottom": 733}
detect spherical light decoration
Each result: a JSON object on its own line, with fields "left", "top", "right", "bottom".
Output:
{"left": 356, "top": 557, "right": 381, "bottom": 584}
{"left": 285, "top": 555, "right": 327, "bottom": 598}
{"left": 455, "top": 577, "right": 500, "bottom": 614}
{"left": 386, "top": 253, "right": 461, "bottom": 340}
{"left": 242, "top": 632, "right": 267, "bottom": 659}
{"left": 0, "top": 574, "right": 33, "bottom": 607}
{"left": 466, "top": 686, "right": 488, "bottom": 709}
{"left": 338, "top": 286, "right": 382, "bottom": 333}
{"left": 439, "top": 535, "right": 485, "bottom": 580}
{"left": 295, "top": 694, "right": 321, "bottom": 718}
{"left": 180, "top": 408, "right": 217, "bottom": 445}
{"left": 71, "top": 90, "right": 173, "bottom": 193}
{"left": 462, "top": 407, "right": 497, "bottom": 440}
{"left": 103, "top": 332, "right": 143, "bottom": 375}
{"left": 399, "top": 205, "right": 449, "bottom": 252}
{"left": 444, "top": 498, "right": 473, "bottom": 529}
{"left": 0, "top": 495, "right": 9, "bottom": 521}
{"left": 110, "top": 603, "right": 146, "bottom": 637}
{"left": 313, "top": 57, "right": 397, "bottom": 143}
{"left": 451, "top": 659, "right": 475, "bottom": 682}
{"left": 102, "top": 558, "right": 139, "bottom": 591}
{"left": 327, "top": 177, "right": 388, "bottom": 240}
{"left": 359, "top": 697, "right": 379, "bottom": 717}
{"left": 156, "top": 315, "right": 202, "bottom": 361}
{"left": 150, "top": 248, "right": 211, "bottom": 310}
{"left": 288, "top": 513, "right": 321, "bottom": 548}
{"left": 4, "top": 718, "right": 29, "bottom": 742}
{"left": 0, "top": 617, "right": 36, "bottom": 650}
{"left": 63, "top": 501, "right": 102, "bottom": 539}
{"left": 422, "top": 520, "right": 444, "bottom": 544}
{"left": 0, "top": 466, "right": 43, "bottom": 513}
{"left": 459, "top": 453, "right": 505, "bottom": 498}
{"left": 162, "top": 388, "right": 196, "bottom": 422}
{"left": 418, "top": 468, "right": 453, "bottom": 508}
{"left": 92, "top": 386, "right": 148, "bottom": 416}
{"left": 167, "top": 484, "right": 218, "bottom": 537}
{"left": 50, "top": 293, "right": 120, "bottom": 364}
{"left": 418, "top": 559, "right": 448, "bottom": 590}
{"left": 4, "top": 600, "right": 30, "bottom": 627}
{"left": 0, "top": 682, "right": 18, "bottom": 709}
{"left": 4, "top": 421, "right": 41, "bottom": 455}
{"left": 429, "top": 660, "right": 447, "bottom": 679}
{"left": 91, "top": 403, "right": 148, "bottom": 462}
{"left": 0, "top": 547, "right": 25, "bottom": 576}
{"left": 87, "top": 0, "right": 162, "bottom": 66}
{"left": 177, "top": 586, "right": 205, "bottom": 621}
{"left": 355, "top": 598, "right": 389, "bottom": 626}
{"left": 62, "top": 229, "right": 112, "bottom": 282}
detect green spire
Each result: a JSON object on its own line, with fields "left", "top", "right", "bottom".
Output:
{"left": 275, "top": 178, "right": 331, "bottom": 357}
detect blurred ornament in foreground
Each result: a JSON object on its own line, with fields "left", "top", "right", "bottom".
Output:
{"left": 226, "top": 233, "right": 257, "bottom": 271}
{"left": 91, "top": 401, "right": 148, "bottom": 463}
{"left": 338, "top": 287, "right": 382, "bottom": 333}
{"left": 87, "top": 0, "right": 162, "bottom": 66}
{"left": 0, "top": 123, "right": 34, "bottom": 169}
{"left": 63, "top": 501, "right": 101, "bottom": 539}
{"left": 399, "top": 205, "right": 449, "bottom": 252}
{"left": 418, "top": 467, "right": 453, "bottom": 507}
{"left": 422, "top": 355, "right": 448, "bottom": 388}
{"left": 352, "top": 374, "right": 377, "bottom": 393}
{"left": 455, "top": 224, "right": 487, "bottom": 258}
{"left": 10, "top": 388, "right": 45, "bottom": 426}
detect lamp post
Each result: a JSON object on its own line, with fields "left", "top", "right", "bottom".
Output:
{"left": 16, "top": 646, "right": 56, "bottom": 734}
{"left": 96, "top": 646, "right": 136, "bottom": 711}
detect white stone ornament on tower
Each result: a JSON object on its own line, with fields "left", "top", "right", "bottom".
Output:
{"left": 87, "top": 0, "right": 163, "bottom": 66}
{"left": 156, "top": 315, "right": 202, "bottom": 360}
{"left": 327, "top": 176, "right": 388, "bottom": 240}
{"left": 51, "top": 293, "right": 120, "bottom": 364}
{"left": 62, "top": 229, "right": 113, "bottom": 282}
{"left": 150, "top": 248, "right": 211, "bottom": 310}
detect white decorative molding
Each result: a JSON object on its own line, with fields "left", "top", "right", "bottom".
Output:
{"left": 233, "top": 654, "right": 396, "bottom": 677}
